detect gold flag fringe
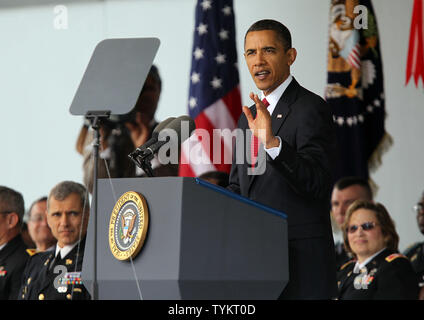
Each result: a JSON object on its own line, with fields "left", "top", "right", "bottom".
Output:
{"left": 367, "top": 132, "right": 394, "bottom": 198}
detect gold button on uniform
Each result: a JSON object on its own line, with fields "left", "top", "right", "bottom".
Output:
{"left": 38, "top": 294, "right": 45, "bottom": 300}
{"left": 66, "top": 294, "right": 72, "bottom": 300}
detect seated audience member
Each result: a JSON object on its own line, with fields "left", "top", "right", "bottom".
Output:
{"left": 26, "top": 197, "right": 56, "bottom": 254}
{"left": 337, "top": 200, "right": 418, "bottom": 300}
{"left": 0, "top": 186, "right": 29, "bottom": 300}
{"left": 76, "top": 65, "right": 178, "bottom": 193}
{"left": 403, "top": 190, "right": 424, "bottom": 299}
{"left": 331, "top": 177, "right": 373, "bottom": 269}
{"left": 19, "top": 181, "right": 90, "bottom": 300}
{"left": 198, "top": 171, "right": 229, "bottom": 188}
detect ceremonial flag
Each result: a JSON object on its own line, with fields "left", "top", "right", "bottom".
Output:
{"left": 179, "top": 0, "right": 242, "bottom": 177}
{"left": 406, "top": 0, "right": 424, "bottom": 88}
{"left": 326, "top": 0, "right": 392, "bottom": 182}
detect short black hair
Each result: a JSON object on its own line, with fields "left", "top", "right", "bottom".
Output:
{"left": 149, "top": 64, "right": 162, "bottom": 91}
{"left": 334, "top": 176, "right": 373, "bottom": 200}
{"left": 245, "top": 19, "right": 292, "bottom": 51}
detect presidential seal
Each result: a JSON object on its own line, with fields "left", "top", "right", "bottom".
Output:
{"left": 108, "top": 191, "right": 149, "bottom": 261}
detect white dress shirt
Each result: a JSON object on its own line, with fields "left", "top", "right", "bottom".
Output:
{"left": 353, "top": 247, "right": 386, "bottom": 273}
{"left": 261, "top": 74, "right": 293, "bottom": 160}
{"left": 55, "top": 242, "right": 79, "bottom": 259}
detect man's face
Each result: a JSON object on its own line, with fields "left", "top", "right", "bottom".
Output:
{"left": 0, "top": 203, "right": 17, "bottom": 246}
{"left": 416, "top": 194, "right": 424, "bottom": 235}
{"left": 331, "top": 185, "right": 370, "bottom": 227}
{"left": 47, "top": 193, "right": 89, "bottom": 248}
{"left": 0, "top": 210, "right": 9, "bottom": 246}
{"left": 244, "top": 30, "right": 296, "bottom": 96}
{"left": 28, "top": 200, "right": 55, "bottom": 247}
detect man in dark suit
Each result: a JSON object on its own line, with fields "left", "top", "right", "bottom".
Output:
{"left": 227, "top": 19, "right": 337, "bottom": 299}
{"left": 0, "top": 186, "right": 29, "bottom": 300}
{"left": 19, "top": 181, "right": 90, "bottom": 300}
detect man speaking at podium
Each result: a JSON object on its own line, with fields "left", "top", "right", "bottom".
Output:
{"left": 227, "top": 19, "right": 337, "bottom": 299}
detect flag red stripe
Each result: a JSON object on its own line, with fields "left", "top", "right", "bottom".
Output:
{"left": 222, "top": 86, "right": 243, "bottom": 123}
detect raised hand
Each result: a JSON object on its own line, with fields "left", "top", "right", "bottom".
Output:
{"left": 242, "top": 92, "right": 279, "bottom": 149}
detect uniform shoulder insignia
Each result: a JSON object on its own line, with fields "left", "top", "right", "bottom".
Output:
{"left": 340, "top": 260, "right": 356, "bottom": 271}
{"left": 385, "top": 253, "right": 407, "bottom": 263}
{"left": 26, "top": 249, "right": 38, "bottom": 256}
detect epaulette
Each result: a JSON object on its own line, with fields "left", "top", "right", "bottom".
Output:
{"left": 26, "top": 249, "right": 38, "bottom": 257}
{"left": 340, "top": 260, "right": 356, "bottom": 271}
{"left": 385, "top": 253, "right": 407, "bottom": 263}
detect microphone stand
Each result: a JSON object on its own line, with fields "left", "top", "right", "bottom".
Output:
{"left": 128, "top": 148, "right": 155, "bottom": 177}
{"left": 85, "top": 110, "right": 111, "bottom": 300}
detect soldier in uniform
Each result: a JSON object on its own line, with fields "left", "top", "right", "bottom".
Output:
{"left": 403, "top": 190, "right": 424, "bottom": 299}
{"left": 19, "top": 181, "right": 90, "bottom": 300}
{"left": 0, "top": 186, "right": 29, "bottom": 300}
{"left": 337, "top": 200, "right": 418, "bottom": 300}
{"left": 26, "top": 196, "right": 56, "bottom": 254}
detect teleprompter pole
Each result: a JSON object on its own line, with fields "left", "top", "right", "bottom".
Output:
{"left": 85, "top": 110, "right": 111, "bottom": 300}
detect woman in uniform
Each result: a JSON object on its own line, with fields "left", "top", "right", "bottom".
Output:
{"left": 337, "top": 200, "right": 418, "bottom": 299}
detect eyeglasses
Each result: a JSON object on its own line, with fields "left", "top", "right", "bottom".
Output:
{"left": 412, "top": 203, "right": 424, "bottom": 214}
{"left": 346, "top": 222, "right": 378, "bottom": 234}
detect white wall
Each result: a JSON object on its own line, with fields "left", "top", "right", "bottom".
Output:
{"left": 0, "top": 0, "right": 422, "bottom": 250}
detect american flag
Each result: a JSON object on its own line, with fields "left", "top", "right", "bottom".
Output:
{"left": 179, "top": 0, "right": 242, "bottom": 177}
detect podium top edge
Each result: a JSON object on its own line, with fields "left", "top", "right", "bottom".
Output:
{"left": 194, "top": 178, "right": 288, "bottom": 220}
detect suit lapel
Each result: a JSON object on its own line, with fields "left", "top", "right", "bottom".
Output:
{"left": 246, "top": 78, "right": 300, "bottom": 193}
{"left": 270, "top": 78, "right": 299, "bottom": 136}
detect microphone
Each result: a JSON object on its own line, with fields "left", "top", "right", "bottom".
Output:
{"left": 134, "top": 116, "right": 176, "bottom": 152}
{"left": 139, "top": 115, "right": 196, "bottom": 160}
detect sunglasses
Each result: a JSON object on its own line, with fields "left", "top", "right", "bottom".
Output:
{"left": 346, "top": 222, "right": 378, "bottom": 234}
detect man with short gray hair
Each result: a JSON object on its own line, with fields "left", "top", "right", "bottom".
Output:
{"left": 0, "top": 186, "right": 29, "bottom": 300}
{"left": 19, "top": 181, "right": 90, "bottom": 300}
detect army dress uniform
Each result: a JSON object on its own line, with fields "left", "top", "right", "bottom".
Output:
{"left": 335, "top": 241, "right": 352, "bottom": 270}
{"left": 337, "top": 248, "right": 419, "bottom": 300}
{"left": 19, "top": 237, "right": 90, "bottom": 300}
{"left": 403, "top": 241, "right": 424, "bottom": 288}
{"left": 0, "top": 234, "right": 29, "bottom": 300}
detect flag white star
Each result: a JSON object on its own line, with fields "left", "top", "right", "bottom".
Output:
{"left": 210, "top": 76, "right": 222, "bottom": 89}
{"left": 219, "top": 29, "right": 229, "bottom": 40}
{"left": 191, "top": 72, "right": 200, "bottom": 84}
{"left": 222, "top": 5, "right": 232, "bottom": 15}
{"left": 193, "top": 47, "right": 204, "bottom": 60}
{"left": 197, "top": 23, "right": 208, "bottom": 36}
{"left": 215, "top": 53, "right": 226, "bottom": 64}
{"left": 189, "top": 97, "right": 197, "bottom": 109}
{"left": 200, "top": 0, "right": 212, "bottom": 11}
